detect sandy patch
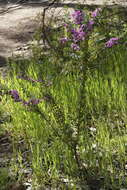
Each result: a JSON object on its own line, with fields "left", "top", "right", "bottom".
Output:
{"left": 0, "top": 5, "right": 43, "bottom": 58}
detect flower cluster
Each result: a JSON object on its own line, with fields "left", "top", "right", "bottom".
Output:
{"left": 60, "top": 8, "right": 121, "bottom": 52}
{"left": 60, "top": 9, "right": 99, "bottom": 51}
{"left": 9, "top": 90, "right": 22, "bottom": 102}
{"left": 71, "top": 10, "right": 84, "bottom": 25}
{"left": 71, "top": 27, "right": 86, "bottom": 42}
{"left": 91, "top": 8, "right": 101, "bottom": 18}
{"left": 8, "top": 89, "right": 42, "bottom": 106}
{"left": 87, "top": 20, "right": 95, "bottom": 31}
{"left": 71, "top": 43, "right": 80, "bottom": 51}
{"left": 23, "top": 98, "right": 41, "bottom": 106}
{"left": 105, "top": 37, "right": 119, "bottom": 48}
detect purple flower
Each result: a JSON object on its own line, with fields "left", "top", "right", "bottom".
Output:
{"left": 71, "top": 43, "right": 80, "bottom": 51}
{"left": 63, "top": 23, "right": 68, "bottom": 27}
{"left": 91, "top": 8, "right": 101, "bottom": 18}
{"left": 71, "top": 10, "right": 84, "bottom": 25}
{"left": 105, "top": 37, "right": 119, "bottom": 48}
{"left": 23, "top": 98, "right": 41, "bottom": 106}
{"left": 22, "top": 100, "right": 28, "bottom": 106}
{"left": 71, "top": 28, "right": 86, "bottom": 42}
{"left": 80, "top": 24, "right": 86, "bottom": 30}
{"left": 28, "top": 99, "right": 40, "bottom": 105}
{"left": 9, "top": 90, "right": 21, "bottom": 101}
{"left": 87, "top": 20, "right": 94, "bottom": 31}
{"left": 60, "top": 37, "right": 68, "bottom": 44}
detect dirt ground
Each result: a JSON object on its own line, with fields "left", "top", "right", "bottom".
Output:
{"left": 0, "top": 5, "right": 43, "bottom": 58}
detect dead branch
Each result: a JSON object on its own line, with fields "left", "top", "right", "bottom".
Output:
{"left": 41, "top": 0, "right": 60, "bottom": 51}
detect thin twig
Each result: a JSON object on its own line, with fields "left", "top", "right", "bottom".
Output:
{"left": 41, "top": 0, "right": 59, "bottom": 50}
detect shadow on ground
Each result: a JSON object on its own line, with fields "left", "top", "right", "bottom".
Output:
{"left": 0, "top": 56, "right": 7, "bottom": 67}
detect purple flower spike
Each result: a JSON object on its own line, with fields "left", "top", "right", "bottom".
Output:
{"left": 9, "top": 90, "right": 20, "bottom": 100}
{"left": 27, "top": 99, "right": 40, "bottom": 106}
{"left": 91, "top": 8, "right": 101, "bottom": 18}
{"left": 105, "top": 37, "right": 119, "bottom": 48}
{"left": 22, "top": 100, "right": 28, "bottom": 106}
{"left": 71, "top": 43, "right": 80, "bottom": 51}
{"left": 87, "top": 20, "right": 94, "bottom": 31}
{"left": 71, "top": 10, "right": 84, "bottom": 25}
{"left": 63, "top": 23, "right": 68, "bottom": 27}
{"left": 71, "top": 28, "right": 86, "bottom": 42}
{"left": 22, "top": 99, "right": 40, "bottom": 106}
{"left": 80, "top": 24, "right": 86, "bottom": 30}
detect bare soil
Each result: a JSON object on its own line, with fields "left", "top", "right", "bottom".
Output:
{"left": 0, "top": 5, "right": 43, "bottom": 59}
